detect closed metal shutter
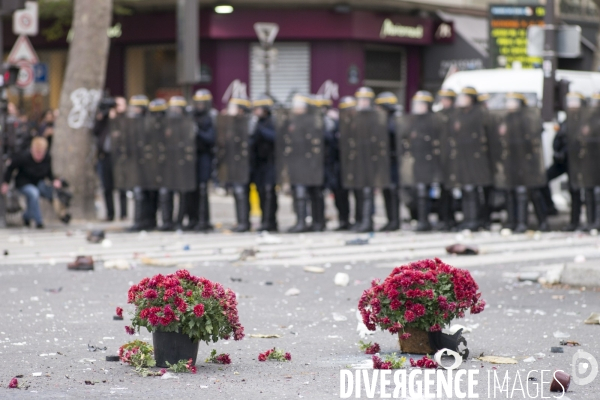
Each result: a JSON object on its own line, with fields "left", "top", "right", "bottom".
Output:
{"left": 250, "top": 42, "right": 311, "bottom": 105}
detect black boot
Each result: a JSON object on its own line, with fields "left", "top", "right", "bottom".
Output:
{"left": 232, "top": 184, "right": 250, "bottom": 232}
{"left": 514, "top": 186, "right": 529, "bottom": 233}
{"left": 351, "top": 189, "right": 364, "bottom": 230}
{"left": 380, "top": 187, "right": 400, "bottom": 231}
{"left": 257, "top": 185, "right": 278, "bottom": 232}
{"left": 334, "top": 188, "right": 350, "bottom": 231}
{"left": 183, "top": 190, "right": 200, "bottom": 231}
{"left": 584, "top": 188, "right": 595, "bottom": 231}
{"left": 353, "top": 187, "right": 374, "bottom": 233}
{"left": 504, "top": 190, "right": 517, "bottom": 231}
{"left": 415, "top": 184, "right": 431, "bottom": 232}
{"left": 531, "top": 189, "right": 550, "bottom": 232}
{"left": 158, "top": 188, "right": 175, "bottom": 231}
{"left": 437, "top": 187, "right": 456, "bottom": 231}
{"left": 478, "top": 186, "right": 493, "bottom": 230}
{"left": 591, "top": 187, "right": 600, "bottom": 231}
{"left": 119, "top": 190, "right": 128, "bottom": 220}
{"left": 145, "top": 190, "right": 159, "bottom": 230}
{"left": 195, "top": 183, "right": 213, "bottom": 232}
{"left": 540, "top": 185, "right": 558, "bottom": 216}
{"left": 288, "top": 186, "right": 309, "bottom": 233}
{"left": 563, "top": 189, "right": 582, "bottom": 231}
{"left": 127, "top": 187, "right": 147, "bottom": 232}
{"left": 309, "top": 187, "right": 326, "bottom": 232}
{"left": 459, "top": 185, "right": 479, "bottom": 231}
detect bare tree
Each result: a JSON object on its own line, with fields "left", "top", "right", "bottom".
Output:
{"left": 51, "top": 0, "right": 113, "bottom": 219}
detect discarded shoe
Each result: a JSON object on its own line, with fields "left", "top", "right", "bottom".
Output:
{"left": 67, "top": 256, "right": 94, "bottom": 271}
{"left": 445, "top": 244, "right": 479, "bottom": 255}
{"left": 86, "top": 230, "right": 105, "bottom": 244}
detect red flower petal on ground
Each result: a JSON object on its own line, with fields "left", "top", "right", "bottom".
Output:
{"left": 365, "top": 343, "right": 380, "bottom": 355}
{"left": 258, "top": 353, "right": 267, "bottom": 362}
{"left": 284, "top": 352, "right": 292, "bottom": 361}
{"left": 125, "top": 326, "right": 135, "bottom": 335}
{"left": 115, "top": 307, "right": 123, "bottom": 317}
{"left": 8, "top": 377, "right": 18, "bottom": 388}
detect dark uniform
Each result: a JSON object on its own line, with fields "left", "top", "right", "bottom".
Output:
{"left": 375, "top": 92, "right": 401, "bottom": 231}
{"left": 398, "top": 91, "right": 442, "bottom": 231}
{"left": 444, "top": 87, "right": 493, "bottom": 231}
{"left": 126, "top": 95, "right": 154, "bottom": 232}
{"left": 436, "top": 89, "right": 457, "bottom": 231}
{"left": 564, "top": 92, "right": 600, "bottom": 231}
{"left": 488, "top": 93, "right": 548, "bottom": 232}
{"left": 189, "top": 89, "right": 215, "bottom": 232}
{"left": 318, "top": 96, "right": 351, "bottom": 230}
{"left": 279, "top": 94, "right": 325, "bottom": 233}
{"left": 251, "top": 94, "right": 278, "bottom": 232}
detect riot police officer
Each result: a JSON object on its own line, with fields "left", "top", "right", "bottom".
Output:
{"left": 158, "top": 96, "right": 188, "bottom": 231}
{"left": 251, "top": 94, "right": 278, "bottom": 232}
{"left": 127, "top": 95, "right": 151, "bottom": 232}
{"left": 217, "top": 96, "right": 252, "bottom": 232}
{"left": 489, "top": 92, "right": 548, "bottom": 232}
{"left": 564, "top": 92, "right": 600, "bottom": 231}
{"left": 436, "top": 89, "right": 457, "bottom": 231}
{"left": 285, "top": 94, "right": 325, "bottom": 233}
{"left": 191, "top": 89, "right": 215, "bottom": 232}
{"left": 147, "top": 98, "right": 169, "bottom": 230}
{"left": 375, "top": 91, "right": 401, "bottom": 231}
{"left": 337, "top": 96, "right": 364, "bottom": 229}
{"left": 445, "top": 87, "right": 493, "bottom": 231}
{"left": 398, "top": 91, "right": 442, "bottom": 231}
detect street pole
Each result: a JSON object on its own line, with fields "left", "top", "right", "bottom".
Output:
{"left": 542, "top": 0, "right": 557, "bottom": 122}
{"left": 264, "top": 47, "right": 271, "bottom": 97}
{"left": 0, "top": 15, "right": 6, "bottom": 229}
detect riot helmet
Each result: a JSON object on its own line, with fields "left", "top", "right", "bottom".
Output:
{"left": 566, "top": 92, "right": 585, "bottom": 110}
{"left": 505, "top": 92, "right": 527, "bottom": 111}
{"left": 227, "top": 96, "right": 251, "bottom": 116}
{"left": 252, "top": 94, "right": 274, "bottom": 118}
{"left": 590, "top": 92, "right": 600, "bottom": 108}
{"left": 313, "top": 94, "right": 333, "bottom": 110}
{"left": 291, "top": 94, "right": 312, "bottom": 115}
{"left": 437, "top": 89, "right": 456, "bottom": 110}
{"left": 338, "top": 96, "right": 357, "bottom": 110}
{"left": 168, "top": 96, "right": 187, "bottom": 117}
{"left": 456, "top": 87, "right": 478, "bottom": 109}
{"left": 355, "top": 87, "right": 375, "bottom": 110}
{"left": 149, "top": 98, "right": 168, "bottom": 114}
{"left": 410, "top": 91, "right": 433, "bottom": 115}
{"left": 127, "top": 95, "right": 149, "bottom": 118}
{"left": 193, "top": 89, "right": 213, "bottom": 114}
{"left": 375, "top": 91, "right": 399, "bottom": 113}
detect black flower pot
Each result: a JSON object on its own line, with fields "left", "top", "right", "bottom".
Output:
{"left": 428, "top": 328, "right": 469, "bottom": 359}
{"left": 152, "top": 331, "right": 199, "bottom": 368}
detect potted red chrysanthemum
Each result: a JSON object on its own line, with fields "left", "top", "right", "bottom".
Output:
{"left": 358, "top": 258, "right": 485, "bottom": 354}
{"left": 126, "top": 270, "right": 244, "bottom": 367}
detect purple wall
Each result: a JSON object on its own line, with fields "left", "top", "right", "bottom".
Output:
{"left": 105, "top": 44, "right": 125, "bottom": 97}
{"left": 212, "top": 40, "right": 250, "bottom": 110}
{"left": 405, "top": 46, "right": 422, "bottom": 112}
{"left": 311, "top": 41, "right": 364, "bottom": 101}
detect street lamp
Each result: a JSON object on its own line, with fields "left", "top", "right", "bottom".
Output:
{"left": 214, "top": 5, "right": 234, "bottom": 14}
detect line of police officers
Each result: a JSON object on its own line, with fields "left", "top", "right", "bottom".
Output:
{"left": 108, "top": 85, "right": 600, "bottom": 234}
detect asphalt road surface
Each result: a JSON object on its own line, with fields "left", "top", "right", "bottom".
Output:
{"left": 0, "top": 225, "right": 599, "bottom": 399}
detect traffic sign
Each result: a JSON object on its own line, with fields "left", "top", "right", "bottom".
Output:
{"left": 13, "top": 1, "right": 38, "bottom": 36}
{"left": 34, "top": 63, "right": 47, "bottom": 83}
{"left": 254, "top": 23, "right": 279, "bottom": 47}
{"left": 15, "top": 60, "right": 34, "bottom": 88}
{"left": 8, "top": 35, "right": 39, "bottom": 64}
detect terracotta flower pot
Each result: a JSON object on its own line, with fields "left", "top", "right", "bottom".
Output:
{"left": 398, "top": 327, "right": 435, "bottom": 354}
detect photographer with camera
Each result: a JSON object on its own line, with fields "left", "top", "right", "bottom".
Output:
{"left": 93, "top": 96, "right": 128, "bottom": 221}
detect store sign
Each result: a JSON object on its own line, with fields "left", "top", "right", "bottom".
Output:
{"left": 489, "top": 4, "right": 545, "bottom": 69}
{"left": 380, "top": 19, "right": 424, "bottom": 39}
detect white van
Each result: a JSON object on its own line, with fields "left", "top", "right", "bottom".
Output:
{"left": 441, "top": 68, "right": 600, "bottom": 106}
{"left": 440, "top": 68, "right": 600, "bottom": 212}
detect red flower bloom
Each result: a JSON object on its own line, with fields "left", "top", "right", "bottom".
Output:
{"left": 193, "top": 304, "right": 205, "bottom": 318}
{"left": 8, "top": 377, "right": 18, "bottom": 389}
{"left": 400, "top": 332, "right": 411, "bottom": 340}
{"left": 284, "top": 352, "right": 292, "bottom": 361}
{"left": 143, "top": 289, "right": 158, "bottom": 299}
{"left": 216, "top": 354, "right": 231, "bottom": 364}
{"left": 125, "top": 326, "right": 135, "bottom": 335}
{"left": 258, "top": 353, "right": 267, "bottom": 362}
{"left": 190, "top": 365, "right": 197, "bottom": 374}
{"left": 365, "top": 343, "right": 380, "bottom": 355}
{"left": 186, "top": 290, "right": 193, "bottom": 297}
{"left": 404, "top": 310, "right": 416, "bottom": 323}
{"left": 429, "top": 324, "right": 442, "bottom": 332}
{"left": 116, "top": 307, "right": 123, "bottom": 318}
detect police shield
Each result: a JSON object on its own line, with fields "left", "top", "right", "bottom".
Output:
{"left": 109, "top": 115, "right": 131, "bottom": 190}
{"left": 137, "top": 114, "right": 167, "bottom": 189}
{"left": 339, "top": 109, "right": 390, "bottom": 189}
{"left": 276, "top": 109, "right": 324, "bottom": 186}
{"left": 216, "top": 114, "right": 250, "bottom": 184}
{"left": 396, "top": 113, "right": 443, "bottom": 187}
{"left": 567, "top": 107, "right": 600, "bottom": 189}
{"left": 164, "top": 115, "right": 197, "bottom": 191}
{"left": 443, "top": 106, "right": 493, "bottom": 187}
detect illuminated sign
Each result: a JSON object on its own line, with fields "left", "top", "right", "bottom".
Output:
{"left": 489, "top": 5, "right": 545, "bottom": 69}
{"left": 380, "top": 19, "right": 424, "bottom": 39}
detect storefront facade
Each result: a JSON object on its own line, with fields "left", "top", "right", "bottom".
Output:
{"left": 3, "top": 7, "right": 455, "bottom": 111}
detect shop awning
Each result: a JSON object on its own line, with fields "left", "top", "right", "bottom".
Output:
{"left": 437, "top": 10, "right": 488, "bottom": 58}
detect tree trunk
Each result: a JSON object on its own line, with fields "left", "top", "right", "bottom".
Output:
{"left": 52, "top": 0, "right": 113, "bottom": 219}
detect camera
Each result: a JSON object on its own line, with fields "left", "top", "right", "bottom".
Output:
{"left": 98, "top": 97, "right": 117, "bottom": 111}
